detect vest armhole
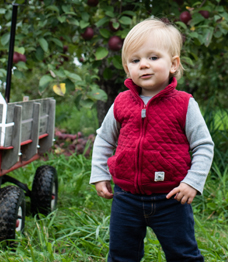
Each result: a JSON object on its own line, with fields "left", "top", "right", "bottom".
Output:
{"left": 113, "top": 93, "right": 123, "bottom": 123}
{"left": 182, "top": 94, "right": 193, "bottom": 131}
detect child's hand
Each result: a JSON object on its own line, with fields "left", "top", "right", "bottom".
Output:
{"left": 166, "top": 182, "right": 197, "bottom": 204}
{"left": 95, "top": 181, "right": 114, "bottom": 199}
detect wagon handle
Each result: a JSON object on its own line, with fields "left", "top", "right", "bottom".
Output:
{"left": 5, "top": 4, "right": 18, "bottom": 103}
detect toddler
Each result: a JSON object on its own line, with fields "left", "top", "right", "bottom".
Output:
{"left": 90, "top": 18, "right": 214, "bottom": 262}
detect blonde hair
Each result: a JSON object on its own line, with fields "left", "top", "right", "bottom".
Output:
{"left": 122, "top": 18, "right": 184, "bottom": 80}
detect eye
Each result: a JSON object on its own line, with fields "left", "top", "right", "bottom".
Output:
{"left": 132, "top": 59, "right": 139, "bottom": 63}
{"left": 150, "top": 56, "right": 158, "bottom": 61}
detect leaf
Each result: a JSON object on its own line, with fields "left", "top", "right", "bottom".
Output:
{"left": 189, "top": 13, "right": 205, "bottom": 26}
{"left": 16, "top": 61, "right": 28, "bottom": 70}
{"left": 13, "top": 69, "right": 24, "bottom": 79}
{"left": 113, "top": 55, "right": 123, "bottom": 69}
{"left": 0, "top": 69, "right": 7, "bottom": 77}
{"left": 53, "top": 83, "right": 66, "bottom": 96}
{"left": 99, "top": 29, "right": 110, "bottom": 38}
{"left": 38, "top": 38, "right": 49, "bottom": 52}
{"left": 119, "top": 16, "right": 132, "bottom": 25}
{"left": 65, "top": 71, "right": 82, "bottom": 81}
{"left": 105, "top": 11, "right": 115, "bottom": 18}
{"left": 51, "top": 38, "right": 63, "bottom": 48}
{"left": 61, "top": 5, "right": 71, "bottom": 13}
{"left": 14, "top": 47, "right": 25, "bottom": 54}
{"left": 121, "top": 11, "right": 136, "bottom": 16}
{"left": 204, "top": 28, "right": 214, "bottom": 47}
{"left": 39, "top": 75, "right": 53, "bottom": 87}
{"left": 35, "top": 47, "right": 44, "bottom": 61}
{"left": 95, "top": 17, "right": 109, "bottom": 27}
{"left": 58, "top": 16, "right": 66, "bottom": 23}
{"left": 46, "top": 5, "right": 59, "bottom": 13}
{"left": 88, "top": 87, "right": 107, "bottom": 102}
{"left": 95, "top": 47, "right": 109, "bottom": 60}
{"left": 0, "top": 8, "right": 6, "bottom": 14}
{"left": 80, "top": 99, "right": 94, "bottom": 109}
{"left": 1, "top": 33, "right": 10, "bottom": 46}
{"left": 79, "top": 20, "right": 90, "bottom": 29}
{"left": 112, "top": 22, "right": 120, "bottom": 29}
{"left": 81, "top": 12, "right": 90, "bottom": 22}
{"left": 175, "top": 21, "right": 187, "bottom": 30}
{"left": 67, "top": 18, "right": 79, "bottom": 26}
{"left": 182, "top": 56, "right": 194, "bottom": 67}
{"left": 64, "top": 78, "right": 75, "bottom": 90}
{"left": 188, "top": 31, "right": 198, "bottom": 38}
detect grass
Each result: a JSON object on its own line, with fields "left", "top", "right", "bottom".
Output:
{"left": 0, "top": 152, "right": 228, "bottom": 262}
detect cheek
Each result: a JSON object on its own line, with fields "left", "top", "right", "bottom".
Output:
{"left": 127, "top": 65, "right": 136, "bottom": 75}
{"left": 155, "top": 62, "right": 170, "bottom": 73}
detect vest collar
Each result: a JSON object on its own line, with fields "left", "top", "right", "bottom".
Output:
{"left": 124, "top": 77, "right": 177, "bottom": 102}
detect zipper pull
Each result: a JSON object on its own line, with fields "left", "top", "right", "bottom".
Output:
{"left": 141, "top": 104, "right": 146, "bottom": 118}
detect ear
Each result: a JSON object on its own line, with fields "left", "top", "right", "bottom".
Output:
{"left": 170, "top": 56, "right": 180, "bottom": 74}
{"left": 124, "top": 64, "right": 131, "bottom": 78}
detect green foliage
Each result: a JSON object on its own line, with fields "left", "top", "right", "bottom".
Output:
{"left": 0, "top": 0, "right": 227, "bottom": 109}
{"left": 55, "top": 97, "right": 98, "bottom": 135}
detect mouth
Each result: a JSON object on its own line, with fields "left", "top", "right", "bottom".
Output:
{"left": 140, "top": 74, "right": 153, "bottom": 79}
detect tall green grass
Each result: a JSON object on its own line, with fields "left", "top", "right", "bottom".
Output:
{"left": 203, "top": 96, "right": 228, "bottom": 173}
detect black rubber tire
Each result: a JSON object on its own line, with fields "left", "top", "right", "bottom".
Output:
{"left": 31, "top": 165, "right": 58, "bottom": 216}
{"left": 0, "top": 186, "right": 25, "bottom": 242}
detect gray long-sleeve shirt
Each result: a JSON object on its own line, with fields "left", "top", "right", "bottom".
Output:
{"left": 90, "top": 97, "right": 214, "bottom": 194}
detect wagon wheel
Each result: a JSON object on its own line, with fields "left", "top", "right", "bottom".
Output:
{"left": 31, "top": 165, "right": 58, "bottom": 216}
{"left": 0, "top": 186, "right": 25, "bottom": 242}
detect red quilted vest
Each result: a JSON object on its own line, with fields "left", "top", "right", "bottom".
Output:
{"left": 107, "top": 77, "right": 192, "bottom": 195}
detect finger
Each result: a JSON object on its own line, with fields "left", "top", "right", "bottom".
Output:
{"left": 166, "top": 188, "right": 179, "bottom": 199}
{"left": 102, "top": 188, "right": 114, "bottom": 199}
{"left": 176, "top": 192, "right": 185, "bottom": 202}
{"left": 180, "top": 196, "right": 188, "bottom": 205}
{"left": 106, "top": 183, "right": 113, "bottom": 194}
{"left": 187, "top": 197, "right": 193, "bottom": 204}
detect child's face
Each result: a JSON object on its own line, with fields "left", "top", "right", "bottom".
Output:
{"left": 124, "top": 35, "right": 179, "bottom": 96}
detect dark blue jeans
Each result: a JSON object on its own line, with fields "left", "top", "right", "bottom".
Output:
{"left": 108, "top": 185, "right": 204, "bottom": 262}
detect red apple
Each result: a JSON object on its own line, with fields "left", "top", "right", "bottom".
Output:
{"left": 19, "top": 53, "right": 26, "bottom": 62}
{"left": 13, "top": 52, "right": 20, "bottom": 63}
{"left": 81, "top": 27, "right": 94, "bottom": 40}
{"left": 108, "top": 36, "right": 122, "bottom": 51}
{"left": 87, "top": 0, "right": 99, "bottom": 7}
{"left": 109, "top": 19, "right": 120, "bottom": 32}
{"left": 199, "top": 10, "right": 209, "bottom": 19}
{"left": 180, "top": 11, "right": 192, "bottom": 24}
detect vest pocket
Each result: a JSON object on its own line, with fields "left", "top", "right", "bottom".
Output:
{"left": 108, "top": 150, "right": 135, "bottom": 182}
{"left": 141, "top": 150, "right": 174, "bottom": 182}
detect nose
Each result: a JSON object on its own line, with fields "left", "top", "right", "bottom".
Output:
{"left": 139, "top": 58, "right": 149, "bottom": 69}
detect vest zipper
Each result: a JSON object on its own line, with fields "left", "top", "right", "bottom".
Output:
{"left": 136, "top": 103, "right": 147, "bottom": 194}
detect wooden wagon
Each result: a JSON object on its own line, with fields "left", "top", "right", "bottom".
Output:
{"left": 0, "top": 94, "right": 58, "bottom": 242}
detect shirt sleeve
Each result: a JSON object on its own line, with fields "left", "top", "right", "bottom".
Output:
{"left": 181, "top": 97, "right": 214, "bottom": 194}
{"left": 89, "top": 104, "right": 120, "bottom": 184}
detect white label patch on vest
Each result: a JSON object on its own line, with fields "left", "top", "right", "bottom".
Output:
{"left": 154, "top": 172, "right": 165, "bottom": 182}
